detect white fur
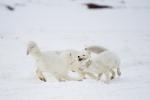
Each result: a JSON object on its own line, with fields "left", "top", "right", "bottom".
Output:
{"left": 27, "top": 41, "right": 90, "bottom": 82}
{"left": 82, "top": 50, "right": 121, "bottom": 83}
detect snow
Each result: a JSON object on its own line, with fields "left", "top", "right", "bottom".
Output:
{"left": 0, "top": 0, "right": 150, "bottom": 100}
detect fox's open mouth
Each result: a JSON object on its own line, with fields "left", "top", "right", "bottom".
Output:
{"left": 78, "top": 58, "right": 83, "bottom": 61}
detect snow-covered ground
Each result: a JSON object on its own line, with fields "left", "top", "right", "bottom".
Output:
{"left": 0, "top": 0, "right": 150, "bottom": 100}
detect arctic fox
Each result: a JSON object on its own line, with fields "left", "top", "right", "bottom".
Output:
{"left": 80, "top": 46, "right": 121, "bottom": 83}
{"left": 27, "top": 41, "right": 90, "bottom": 82}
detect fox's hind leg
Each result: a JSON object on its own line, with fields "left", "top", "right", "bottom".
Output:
{"left": 117, "top": 67, "right": 121, "bottom": 76}
{"left": 110, "top": 69, "right": 115, "bottom": 80}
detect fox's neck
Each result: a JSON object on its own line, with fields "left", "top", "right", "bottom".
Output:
{"left": 31, "top": 48, "right": 43, "bottom": 60}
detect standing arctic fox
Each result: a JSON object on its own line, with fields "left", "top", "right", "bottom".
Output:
{"left": 82, "top": 46, "right": 121, "bottom": 83}
{"left": 27, "top": 41, "right": 91, "bottom": 82}
{"left": 27, "top": 41, "right": 84, "bottom": 81}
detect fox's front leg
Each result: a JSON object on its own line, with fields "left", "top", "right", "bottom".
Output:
{"left": 85, "top": 72, "right": 98, "bottom": 80}
{"left": 36, "top": 68, "right": 46, "bottom": 82}
{"left": 78, "top": 70, "right": 86, "bottom": 79}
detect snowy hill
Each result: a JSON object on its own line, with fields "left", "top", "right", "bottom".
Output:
{"left": 0, "top": 0, "right": 150, "bottom": 100}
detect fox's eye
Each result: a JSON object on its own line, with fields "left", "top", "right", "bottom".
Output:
{"left": 83, "top": 55, "right": 85, "bottom": 56}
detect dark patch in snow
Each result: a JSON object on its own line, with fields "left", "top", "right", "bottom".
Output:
{"left": 5, "top": 5, "right": 15, "bottom": 11}
{"left": 84, "top": 3, "right": 113, "bottom": 9}
{"left": 120, "top": 0, "right": 126, "bottom": 4}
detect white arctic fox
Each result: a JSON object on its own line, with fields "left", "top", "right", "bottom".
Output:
{"left": 81, "top": 46, "right": 121, "bottom": 83}
{"left": 27, "top": 41, "right": 90, "bottom": 82}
